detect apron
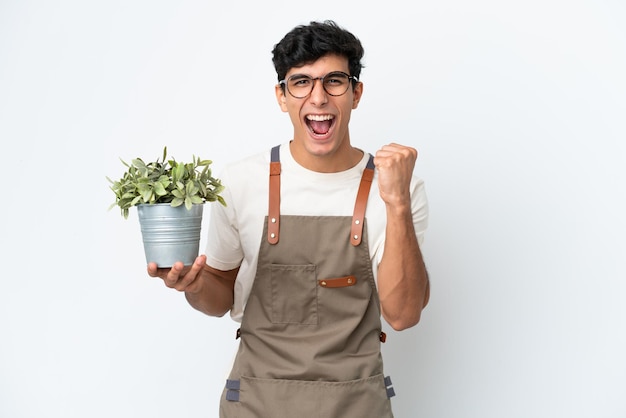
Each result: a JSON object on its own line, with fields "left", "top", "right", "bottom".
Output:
{"left": 220, "top": 146, "right": 395, "bottom": 418}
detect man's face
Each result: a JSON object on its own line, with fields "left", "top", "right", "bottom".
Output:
{"left": 275, "top": 54, "right": 363, "bottom": 168}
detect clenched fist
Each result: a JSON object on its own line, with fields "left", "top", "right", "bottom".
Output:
{"left": 374, "top": 143, "right": 418, "bottom": 208}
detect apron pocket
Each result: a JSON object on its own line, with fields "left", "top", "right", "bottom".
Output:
{"left": 270, "top": 264, "right": 318, "bottom": 325}
{"left": 232, "top": 374, "right": 393, "bottom": 418}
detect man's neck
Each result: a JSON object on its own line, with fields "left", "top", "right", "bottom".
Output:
{"left": 288, "top": 141, "right": 364, "bottom": 173}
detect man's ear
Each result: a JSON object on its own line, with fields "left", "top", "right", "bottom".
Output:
{"left": 275, "top": 84, "right": 288, "bottom": 112}
{"left": 352, "top": 82, "right": 363, "bottom": 110}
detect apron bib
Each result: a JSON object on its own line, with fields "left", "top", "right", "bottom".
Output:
{"left": 220, "top": 146, "right": 395, "bottom": 418}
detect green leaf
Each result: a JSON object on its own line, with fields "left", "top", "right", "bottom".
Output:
{"left": 141, "top": 188, "right": 153, "bottom": 202}
{"left": 108, "top": 147, "right": 226, "bottom": 218}
{"left": 185, "top": 181, "right": 199, "bottom": 196}
{"left": 153, "top": 182, "right": 167, "bottom": 196}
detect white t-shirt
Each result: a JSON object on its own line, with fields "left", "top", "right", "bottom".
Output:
{"left": 204, "top": 142, "right": 429, "bottom": 322}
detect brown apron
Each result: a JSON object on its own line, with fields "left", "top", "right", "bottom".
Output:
{"left": 219, "top": 146, "right": 395, "bottom": 418}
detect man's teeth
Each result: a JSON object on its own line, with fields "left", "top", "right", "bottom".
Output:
{"left": 306, "top": 114, "right": 334, "bottom": 121}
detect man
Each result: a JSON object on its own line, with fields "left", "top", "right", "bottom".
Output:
{"left": 149, "top": 20, "right": 430, "bottom": 418}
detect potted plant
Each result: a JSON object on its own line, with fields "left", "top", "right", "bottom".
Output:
{"left": 107, "top": 147, "right": 226, "bottom": 267}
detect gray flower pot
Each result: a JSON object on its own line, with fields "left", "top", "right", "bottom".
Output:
{"left": 136, "top": 203, "right": 204, "bottom": 267}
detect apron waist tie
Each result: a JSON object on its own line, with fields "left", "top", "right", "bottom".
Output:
{"left": 225, "top": 379, "right": 240, "bottom": 401}
{"left": 384, "top": 376, "right": 396, "bottom": 398}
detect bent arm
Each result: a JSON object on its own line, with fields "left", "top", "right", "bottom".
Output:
{"left": 148, "top": 255, "right": 238, "bottom": 318}
{"left": 374, "top": 143, "right": 430, "bottom": 331}
{"left": 184, "top": 264, "right": 239, "bottom": 317}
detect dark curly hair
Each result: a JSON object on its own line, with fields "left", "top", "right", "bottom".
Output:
{"left": 272, "top": 20, "right": 365, "bottom": 86}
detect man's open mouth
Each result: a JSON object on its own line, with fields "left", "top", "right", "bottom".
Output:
{"left": 306, "top": 114, "right": 335, "bottom": 136}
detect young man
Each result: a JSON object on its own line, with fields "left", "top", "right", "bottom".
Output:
{"left": 149, "top": 20, "right": 430, "bottom": 418}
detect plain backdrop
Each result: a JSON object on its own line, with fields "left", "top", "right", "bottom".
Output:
{"left": 1, "top": 1, "right": 625, "bottom": 417}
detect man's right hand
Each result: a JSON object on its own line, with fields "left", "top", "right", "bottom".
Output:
{"left": 147, "top": 254, "right": 208, "bottom": 294}
{"left": 147, "top": 255, "right": 239, "bottom": 317}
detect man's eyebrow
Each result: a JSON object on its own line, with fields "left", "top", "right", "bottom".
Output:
{"left": 288, "top": 71, "right": 346, "bottom": 79}
{"left": 287, "top": 73, "right": 311, "bottom": 79}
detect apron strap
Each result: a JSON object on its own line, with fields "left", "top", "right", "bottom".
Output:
{"left": 268, "top": 145, "right": 281, "bottom": 244}
{"left": 267, "top": 146, "right": 375, "bottom": 247}
{"left": 351, "top": 155, "right": 375, "bottom": 246}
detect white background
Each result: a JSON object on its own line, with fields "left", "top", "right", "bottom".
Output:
{"left": 1, "top": 1, "right": 625, "bottom": 417}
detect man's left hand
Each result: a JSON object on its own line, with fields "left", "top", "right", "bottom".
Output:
{"left": 374, "top": 143, "right": 418, "bottom": 208}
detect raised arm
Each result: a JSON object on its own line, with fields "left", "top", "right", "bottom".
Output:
{"left": 374, "top": 143, "right": 430, "bottom": 331}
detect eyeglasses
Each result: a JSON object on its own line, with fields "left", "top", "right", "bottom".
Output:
{"left": 279, "top": 71, "right": 358, "bottom": 99}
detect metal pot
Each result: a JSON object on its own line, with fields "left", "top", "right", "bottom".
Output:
{"left": 137, "top": 203, "right": 204, "bottom": 267}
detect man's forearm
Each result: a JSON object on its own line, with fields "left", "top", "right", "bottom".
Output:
{"left": 185, "top": 266, "right": 239, "bottom": 317}
{"left": 377, "top": 204, "right": 429, "bottom": 331}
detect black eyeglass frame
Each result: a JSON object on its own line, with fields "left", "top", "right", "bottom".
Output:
{"left": 278, "top": 71, "right": 359, "bottom": 99}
